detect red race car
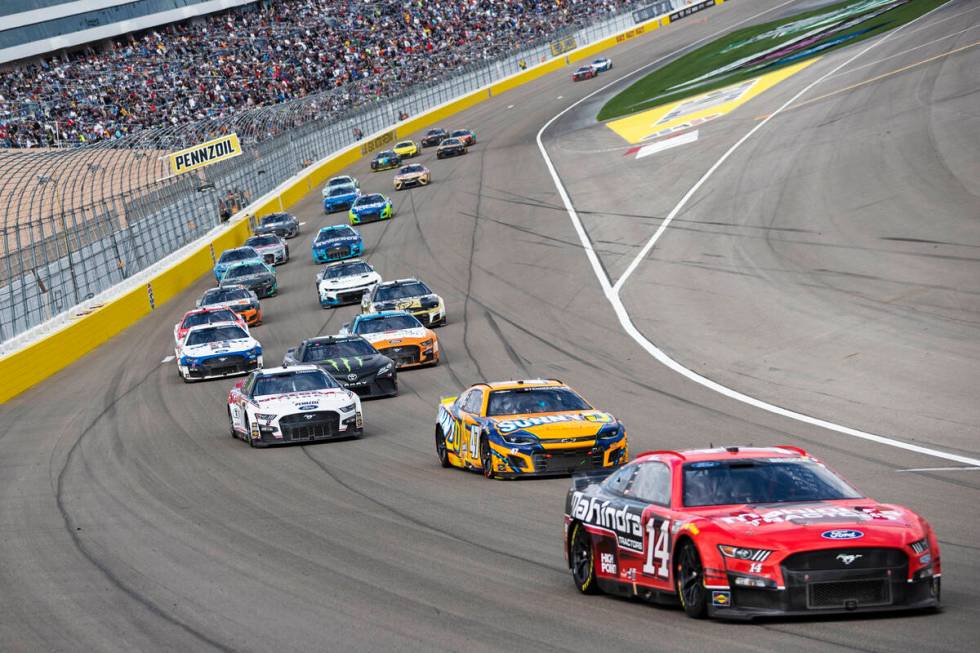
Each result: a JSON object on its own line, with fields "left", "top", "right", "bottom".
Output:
{"left": 173, "top": 306, "right": 247, "bottom": 345}
{"left": 572, "top": 66, "right": 597, "bottom": 82}
{"left": 564, "top": 446, "right": 941, "bottom": 620}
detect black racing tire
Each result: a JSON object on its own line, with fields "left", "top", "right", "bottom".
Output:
{"left": 570, "top": 521, "right": 601, "bottom": 594}
{"left": 676, "top": 541, "right": 708, "bottom": 618}
{"left": 245, "top": 417, "right": 256, "bottom": 448}
{"left": 228, "top": 407, "right": 237, "bottom": 438}
{"left": 435, "top": 427, "right": 451, "bottom": 468}
{"left": 480, "top": 436, "right": 495, "bottom": 479}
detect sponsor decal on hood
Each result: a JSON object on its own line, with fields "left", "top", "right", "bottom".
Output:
{"left": 495, "top": 411, "right": 613, "bottom": 434}
{"left": 717, "top": 505, "right": 904, "bottom": 527}
{"left": 361, "top": 327, "right": 427, "bottom": 342}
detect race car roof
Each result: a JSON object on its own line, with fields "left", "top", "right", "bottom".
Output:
{"left": 474, "top": 379, "right": 566, "bottom": 391}
{"left": 185, "top": 320, "right": 244, "bottom": 333}
{"left": 634, "top": 446, "right": 809, "bottom": 464}
{"left": 260, "top": 364, "right": 321, "bottom": 375}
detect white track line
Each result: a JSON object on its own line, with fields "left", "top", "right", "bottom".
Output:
{"left": 161, "top": 355, "right": 175, "bottom": 363}
{"left": 536, "top": 1, "right": 980, "bottom": 467}
{"left": 897, "top": 467, "right": 980, "bottom": 473}
{"left": 636, "top": 129, "right": 699, "bottom": 159}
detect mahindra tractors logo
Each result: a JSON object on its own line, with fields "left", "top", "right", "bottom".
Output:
{"left": 836, "top": 553, "right": 863, "bottom": 566}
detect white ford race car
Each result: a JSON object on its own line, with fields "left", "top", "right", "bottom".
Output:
{"left": 176, "top": 322, "right": 263, "bottom": 382}
{"left": 227, "top": 365, "right": 363, "bottom": 447}
{"left": 316, "top": 258, "right": 381, "bottom": 308}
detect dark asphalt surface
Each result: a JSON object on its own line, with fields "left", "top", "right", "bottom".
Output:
{"left": 1, "top": 1, "right": 978, "bottom": 650}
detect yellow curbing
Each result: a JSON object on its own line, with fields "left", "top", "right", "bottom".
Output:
{"left": 0, "top": 3, "right": 723, "bottom": 404}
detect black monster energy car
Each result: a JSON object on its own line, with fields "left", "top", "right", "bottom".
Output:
{"left": 282, "top": 335, "right": 397, "bottom": 399}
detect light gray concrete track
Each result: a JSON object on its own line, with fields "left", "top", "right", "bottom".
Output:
{"left": 1, "top": 1, "right": 977, "bottom": 650}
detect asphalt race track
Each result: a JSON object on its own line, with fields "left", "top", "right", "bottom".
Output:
{"left": 1, "top": 1, "right": 978, "bottom": 650}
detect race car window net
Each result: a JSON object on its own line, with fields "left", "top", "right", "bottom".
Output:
{"left": 185, "top": 325, "right": 248, "bottom": 346}
{"left": 303, "top": 339, "right": 376, "bottom": 361}
{"left": 203, "top": 288, "right": 249, "bottom": 303}
{"left": 374, "top": 282, "right": 429, "bottom": 301}
{"left": 485, "top": 388, "right": 591, "bottom": 417}
{"left": 356, "top": 315, "right": 421, "bottom": 334}
{"left": 219, "top": 248, "right": 256, "bottom": 262}
{"left": 625, "top": 462, "right": 672, "bottom": 506}
{"left": 224, "top": 263, "right": 267, "bottom": 278}
{"left": 182, "top": 309, "right": 236, "bottom": 329}
{"left": 682, "top": 459, "right": 863, "bottom": 507}
{"left": 461, "top": 389, "right": 483, "bottom": 414}
{"left": 316, "top": 227, "right": 356, "bottom": 243}
{"left": 603, "top": 464, "right": 638, "bottom": 495}
{"left": 322, "top": 262, "right": 371, "bottom": 278}
{"left": 253, "top": 370, "right": 338, "bottom": 396}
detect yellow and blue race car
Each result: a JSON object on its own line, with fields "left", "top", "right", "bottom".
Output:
{"left": 435, "top": 379, "right": 628, "bottom": 478}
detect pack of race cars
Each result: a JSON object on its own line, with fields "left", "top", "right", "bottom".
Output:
{"left": 168, "top": 105, "right": 942, "bottom": 622}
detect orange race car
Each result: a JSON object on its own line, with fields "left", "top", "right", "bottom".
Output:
{"left": 393, "top": 164, "right": 431, "bottom": 191}
{"left": 435, "top": 379, "right": 629, "bottom": 478}
{"left": 341, "top": 311, "right": 439, "bottom": 369}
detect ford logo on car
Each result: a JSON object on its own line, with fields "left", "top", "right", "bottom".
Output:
{"left": 821, "top": 529, "right": 864, "bottom": 540}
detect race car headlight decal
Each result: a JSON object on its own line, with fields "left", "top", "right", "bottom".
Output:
{"left": 420, "top": 339, "right": 433, "bottom": 348}
{"left": 910, "top": 538, "right": 929, "bottom": 555}
{"left": 718, "top": 545, "right": 772, "bottom": 562}
{"left": 420, "top": 295, "right": 439, "bottom": 309}
{"left": 500, "top": 430, "right": 538, "bottom": 446}
{"left": 254, "top": 413, "right": 277, "bottom": 424}
{"left": 597, "top": 424, "right": 623, "bottom": 440}
{"left": 731, "top": 574, "right": 776, "bottom": 589}
{"left": 377, "top": 363, "right": 393, "bottom": 377}
{"left": 340, "top": 403, "right": 356, "bottom": 413}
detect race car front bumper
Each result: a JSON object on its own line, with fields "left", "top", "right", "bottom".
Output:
{"left": 340, "top": 376, "right": 397, "bottom": 399}
{"left": 374, "top": 342, "right": 439, "bottom": 369}
{"left": 250, "top": 409, "right": 363, "bottom": 446}
{"left": 406, "top": 305, "right": 446, "bottom": 328}
{"left": 708, "top": 564, "right": 941, "bottom": 620}
{"left": 320, "top": 283, "right": 374, "bottom": 307}
{"left": 489, "top": 437, "right": 628, "bottom": 478}
{"left": 313, "top": 243, "right": 362, "bottom": 264}
{"left": 260, "top": 249, "right": 288, "bottom": 265}
{"left": 324, "top": 199, "right": 356, "bottom": 213}
{"left": 349, "top": 210, "right": 391, "bottom": 225}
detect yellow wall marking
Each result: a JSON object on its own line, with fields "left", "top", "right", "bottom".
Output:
{"left": 607, "top": 59, "right": 818, "bottom": 144}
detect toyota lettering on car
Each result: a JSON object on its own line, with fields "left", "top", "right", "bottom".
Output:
{"left": 227, "top": 366, "right": 363, "bottom": 447}
{"left": 316, "top": 258, "right": 381, "bottom": 308}
{"left": 176, "top": 322, "right": 262, "bottom": 382}
{"left": 435, "top": 379, "right": 628, "bottom": 479}
{"left": 563, "top": 447, "right": 942, "bottom": 620}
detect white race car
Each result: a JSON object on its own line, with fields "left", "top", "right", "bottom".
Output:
{"left": 590, "top": 57, "right": 613, "bottom": 73}
{"left": 244, "top": 233, "right": 289, "bottom": 265}
{"left": 175, "top": 321, "right": 263, "bottom": 382}
{"left": 317, "top": 258, "right": 381, "bottom": 308}
{"left": 227, "top": 365, "right": 364, "bottom": 447}
{"left": 322, "top": 175, "right": 360, "bottom": 197}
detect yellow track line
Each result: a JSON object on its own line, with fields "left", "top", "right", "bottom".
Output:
{"left": 756, "top": 39, "right": 979, "bottom": 119}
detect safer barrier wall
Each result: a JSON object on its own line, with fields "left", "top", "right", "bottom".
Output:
{"left": 0, "top": 0, "right": 727, "bottom": 403}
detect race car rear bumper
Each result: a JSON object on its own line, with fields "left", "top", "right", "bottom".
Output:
{"left": 708, "top": 575, "right": 940, "bottom": 620}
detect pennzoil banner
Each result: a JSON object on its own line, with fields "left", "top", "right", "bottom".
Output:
{"left": 168, "top": 133, "right": 242, "bottom": 175}
{"left": 361, "top": 129, "right": 396, "bottom": 156}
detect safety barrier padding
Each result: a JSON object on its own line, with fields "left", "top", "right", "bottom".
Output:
{"left": 0, "top": 3, "right": 721, "bottom": 403}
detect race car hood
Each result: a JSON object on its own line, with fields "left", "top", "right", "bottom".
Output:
{"left": 689, "top": 500, "right": 926, "bottom": 548}
{"left": 315, "top": 354, "right": 387, "bottom": 375}
{"left": 253, "top": 389, "right": 352, "bottom": 412}
{"left": 372, "top": 294, "right": 440, "bottom": 312}
{"left": 181, "top": 337, "right": 257, "bottom": 357}
{"left": 352, "top": 200, "right": 388, "bottom": 213}
{"left": 206, "top": 298, "right": 254, "bottom": 310}
{"left": 221, "top": 272, "right": 272, "bottom": 286}
{"left": 325, "top": 190, "right": 358, "bottom": 202}
{"left": 251, "top": 243, "right": 282, "bottom": 253}
{"left": 318, "top": 272, "right": 380, "bottom": 291}
{"left": 395, "top": 171, "right": 426, "bottom": 180}
{"left": 360, "top": 327, "right": 429, "bottom": 344}
{"left": 489, "top": 410, "right": 616, "bottom": 441}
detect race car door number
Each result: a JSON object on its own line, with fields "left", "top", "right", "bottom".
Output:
{"left": 642, "top": 517, "right": 671, "bottom": 579}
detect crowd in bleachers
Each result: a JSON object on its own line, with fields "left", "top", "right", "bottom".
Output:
{"left": 0, "top": 0, "right": 642, "bottom": 148}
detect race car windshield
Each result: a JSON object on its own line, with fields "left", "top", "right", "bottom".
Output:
{"left": 400, "top": 165, "right": 424, "bottom": 174}
{"left": 441, "top": 139, "right": 461, "bottom": 146}
{"left": 261, "top": 214, "right": 289, "bottom": 225}
{"left": 374, "top": 281, "right": 429, "bottom": 301}
{"left": 328, "top": 177, "right": 352, "bottom": 187}
{"left": 321, "top": 262, "right": 372, "bottom": 279}
{"left": 302, "top": 339, "right": 377, "bottom": 361}
{"left": 576, "top": 67, "right": 591, "bottom": 73}
{"left": 253, "top": 370, "right": 338, "bottom": 396}
{"left": 396, "top": 142, "right": 413, "bottom": 148}
{"left": 202, "top": 288, "right": 250, "bottom": 304}
{"left": 682, "top": 459, "right": 863, "bottom": 507}
{"left": 354, "top": 194, "right": 384, "bottom": 206}
{"left": 486, "top": 388, "right": 591, "bottom": 416}
{"left": 328, "top": 186, "right": 355, "bottom": 197}
{"left": 219, "top": 249, "right": 256, "bottom": 263}
{"left": 224, "top": 263, "right": 266, "bottom": 278}
{"left": 185, "top": 325, "right": 248, "bottom": 346}
{"left": 377, "top": 151, "right": 396, "bottom": 158}
{"left": 355, "top": 315, "right": 421, "bottom": 334}
{"left": 182, "top": 309, "right": 236, "bottom": 329}
{"left": 427, "top": 129, "right": 444, "bottom": 136}
{"left": 316, "top": 227, "right": 356, "bottom": 243}
{"left": 245, "top": 236, "right": 278, "bottom": 247}
{"left": 451, "top": 130, "right": 467, "bottom": 137}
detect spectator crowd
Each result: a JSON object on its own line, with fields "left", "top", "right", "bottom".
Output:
{"left": 0, "top": 0, "right": 644, "bottom": 148}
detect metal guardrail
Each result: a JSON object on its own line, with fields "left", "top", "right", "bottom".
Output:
{"left": 0, "top": 2, "right": 682, "bottom": 344}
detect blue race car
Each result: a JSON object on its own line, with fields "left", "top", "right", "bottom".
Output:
{"left": 312, "top": 225, "right": 363, "bottom": 263}
{"left": 214, "top": 246, "right": 263, "bottom": 282}
{"left": 348, "top": 193, "right": 394, "bottom": 225}
{"left": 323, "top": 183, "right": 360, "bottom": 213}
